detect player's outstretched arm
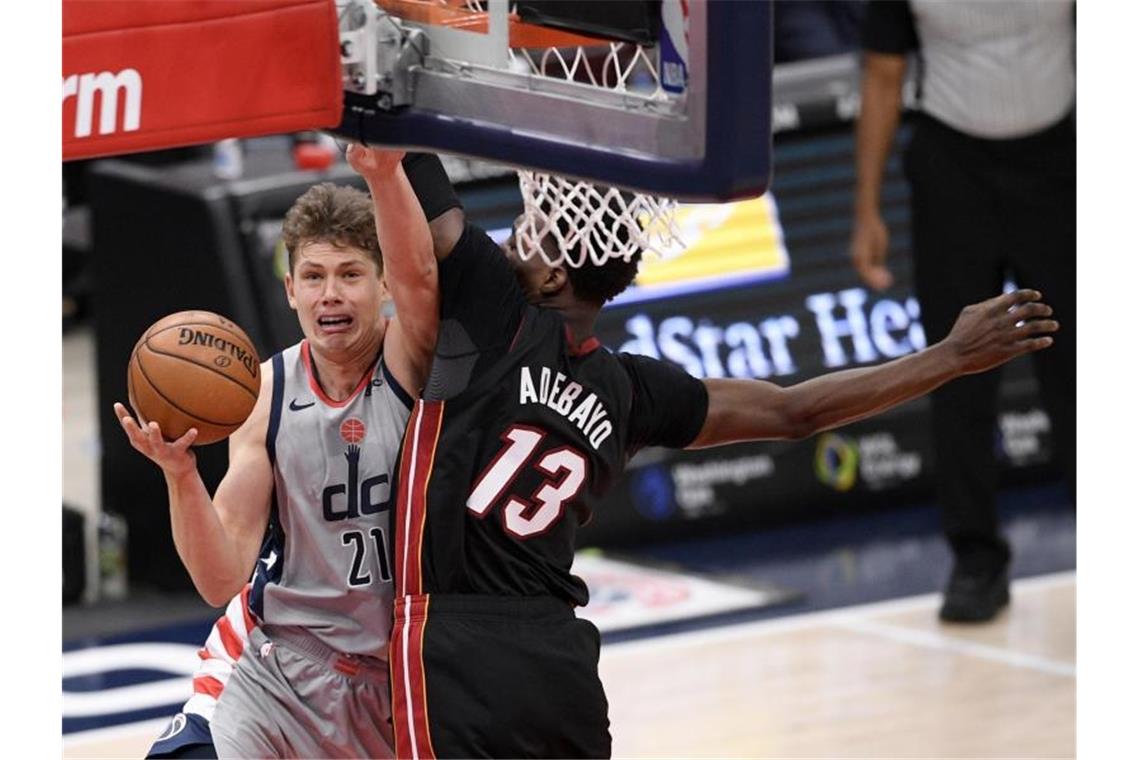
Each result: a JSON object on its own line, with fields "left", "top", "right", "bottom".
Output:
{"left": 347, "top": 145, "right": 439, "bottom": 391}
{"left": 688, "top": 289, "right": 1058, "bottom": 448}
{"left": 114, "top": 363, "right": 274, "bottom": 606}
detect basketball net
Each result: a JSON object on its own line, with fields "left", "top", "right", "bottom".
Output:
{"left": 515, "top": 172, "right": 682, "bottom": 268}
{"left": 506, "top": 9, "right": 685, "bottom": 268}
{"left": 372, "top": 1, "right": 686, "bottom": 268}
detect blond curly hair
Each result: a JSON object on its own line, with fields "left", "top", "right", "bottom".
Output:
{"left": 281, "top": 183, "right": 382, "bottom": 273}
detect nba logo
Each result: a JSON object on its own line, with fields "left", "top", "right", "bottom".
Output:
{"left": 659, "top": 0, "right": 689, "bottom": 94}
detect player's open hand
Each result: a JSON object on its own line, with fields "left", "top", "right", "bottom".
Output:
{"left": 942, "top": 289, "right": 1059, "bottom": 375}
{"left": 346, "top": 144, "right": 406, "bottom": 178}
{"left": 114, "top": 402, "right": 199, "bottom": 478}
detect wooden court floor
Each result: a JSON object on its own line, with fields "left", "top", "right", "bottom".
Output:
{"left": 64, "top": 572, "right": 1074, "bottom": 759}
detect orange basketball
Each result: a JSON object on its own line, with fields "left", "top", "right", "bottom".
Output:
{"left": 127, "top": 310, "right": 262, "bottom": 445}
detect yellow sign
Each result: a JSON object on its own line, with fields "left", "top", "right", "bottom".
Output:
{"left": 617, "top": 193, "right": 790, "bottom": 305}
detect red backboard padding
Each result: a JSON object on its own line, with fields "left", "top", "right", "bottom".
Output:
{"left": 63, "top": 0, "right": 343, "bottom": 161}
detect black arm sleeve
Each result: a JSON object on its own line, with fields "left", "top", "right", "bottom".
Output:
{"left": 618, "top": 353, "right": 709, "bottom": 453}
{"left": 861, "top": 0, "right": 919, "bottom": 54}
{"left": 401, "top": 152, "right": 463, "bottom": 222}
{"left": 437, "top": 223, "right": 527, "bottom": 357}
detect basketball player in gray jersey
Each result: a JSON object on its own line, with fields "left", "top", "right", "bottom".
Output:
{"left": 116, "top": 146, "right": 435, "bottom": 758}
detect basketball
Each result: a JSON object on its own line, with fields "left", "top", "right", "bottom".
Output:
{"left": 127, "top": 310, "right": 262, "bottom": 445}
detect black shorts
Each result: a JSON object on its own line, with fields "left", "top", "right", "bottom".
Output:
{"left": 391, "top": 593, "right": 611, "bottom": 759}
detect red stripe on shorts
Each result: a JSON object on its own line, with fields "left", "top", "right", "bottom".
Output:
{"left": 392, "top": 595, "right": 436, "bottom": 760}
{"left": 411, "top": 597, "right": 436, "bottom": 759}
{"left": 390, "top": 611, "right": 408, "bottom": 756}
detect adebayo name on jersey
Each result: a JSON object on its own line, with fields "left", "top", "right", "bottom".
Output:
{"left": 518, "top": 366, "right": 613, "bottom": 450}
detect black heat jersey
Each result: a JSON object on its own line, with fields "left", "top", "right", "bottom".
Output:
{"left": 392, "top": 223, "right": 708, "bottom": 606}
{"left": 389, "top": 224, "right": 707, "bottom": 759}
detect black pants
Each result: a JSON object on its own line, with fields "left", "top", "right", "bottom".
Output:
{"left": 904, "top": 112, "right": 1076, "bottom": 572}
{"left": 391, "top": 593, "right": 611, "bottom": 759}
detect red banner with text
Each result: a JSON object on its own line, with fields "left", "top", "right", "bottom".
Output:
{"left": 63, "top": 0, "right": 343, "bottom": 161}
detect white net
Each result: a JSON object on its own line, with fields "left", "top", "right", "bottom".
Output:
{"left": 511, "top": 42, "right": 668, "bottom": 99}
{"left": 451, "top": 0, "right": 678, "bottom": 107}
{"left": 368, "top": 0, "right": 687, "bottom": 267}
{"left": 515, "top": 171, "right": 682, "bottom": 269}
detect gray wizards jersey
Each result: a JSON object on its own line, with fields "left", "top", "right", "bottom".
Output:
{"left": 249, "top": 340, "right": 413, "bottom": 658}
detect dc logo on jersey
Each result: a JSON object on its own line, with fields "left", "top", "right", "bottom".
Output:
{"left": 323, "top": 419, "right": 390, "bottom": 521}
{"left": 340, "top": 417, "right": 366, "bottom": 443}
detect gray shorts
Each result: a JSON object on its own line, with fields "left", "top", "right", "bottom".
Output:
{"left": 211, "top": 625, "right": 394, "bottom": 759}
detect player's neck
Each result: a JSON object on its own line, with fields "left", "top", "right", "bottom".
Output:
{"left": 308, "top": 333, "right": 384, "bottom": 401}
{"left": 557, "top": 305, "right": 598, "bottom": 348}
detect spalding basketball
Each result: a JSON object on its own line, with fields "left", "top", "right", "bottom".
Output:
{"left": 127, "top": 311, "right": 261, "bottom": 445}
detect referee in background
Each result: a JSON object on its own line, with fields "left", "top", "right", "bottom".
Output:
{"left": 849, "top": 0, "right": 1076, "bottom": 622}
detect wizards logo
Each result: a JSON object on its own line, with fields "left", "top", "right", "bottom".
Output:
{"left": 322, "top": 417, "right": 392, "bottom": 521}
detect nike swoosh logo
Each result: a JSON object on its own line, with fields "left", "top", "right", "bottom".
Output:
{"left": 289, "top": 399, "right": 316, "bottom": 411}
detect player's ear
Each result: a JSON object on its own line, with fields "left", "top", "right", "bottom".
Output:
{"left": 541, "top": 264, "right": 568, "bottom": 297}
{"left": 283, "top": 271, "right": 298, "bottom": 310}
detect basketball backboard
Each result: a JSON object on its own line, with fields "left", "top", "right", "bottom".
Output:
{"left": 331, "top": 0, "right": 773, "bottom": 202}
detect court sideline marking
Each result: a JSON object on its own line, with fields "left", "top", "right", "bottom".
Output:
{"left": 603, "top": 571, "right": 1075, "bottom": 659}
{"left": 833, "top": 616, "right": 1075, "bottom": 677}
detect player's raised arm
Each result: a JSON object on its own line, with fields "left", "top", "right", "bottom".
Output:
{"left": 688, "top": 289, "right": 1058, "bottom": 448}
{"left": 347, "top": 145, "right": 439, "bottom": 390}
{"left": 400, "top": 152, "right": 466, "bottom": 261}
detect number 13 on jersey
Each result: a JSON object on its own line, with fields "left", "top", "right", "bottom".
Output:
{"left": 466, "top": 425, "right": 589, "bottom": 538}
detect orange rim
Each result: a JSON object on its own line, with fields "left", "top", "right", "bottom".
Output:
{"left": 374, "top": 0, "right": 614, "bottom": 49}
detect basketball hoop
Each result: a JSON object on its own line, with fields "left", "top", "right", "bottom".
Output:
{"left": 514, "top": 171, "right": 682, "bottom": 269}
{"left": 334, "top": 0, "right": 774, "bottom": 201}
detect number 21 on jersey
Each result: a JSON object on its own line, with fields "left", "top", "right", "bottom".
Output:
{"left": 466, "top": 425, "right": 589, "bottom": 538}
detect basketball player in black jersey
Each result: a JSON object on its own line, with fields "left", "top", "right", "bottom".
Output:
{"left": 388, "top": 154, "right": 1059, "bottom": 759}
